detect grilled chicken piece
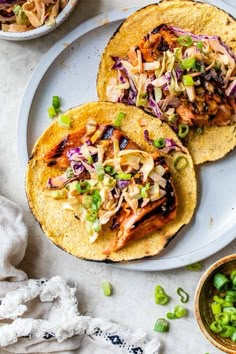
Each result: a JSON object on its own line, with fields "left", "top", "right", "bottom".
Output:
{"left": 44, "top": 124, "right": 177, "bottom": 254}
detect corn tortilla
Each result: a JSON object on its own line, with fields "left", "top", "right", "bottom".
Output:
{"left": 97, "top": 0, "right": 236, "bottom": 164}
{"left": 26, "top": 102, "right": 197, "bottom": 262}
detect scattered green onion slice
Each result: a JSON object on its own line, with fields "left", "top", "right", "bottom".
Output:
{"left": 180, "top": 57, "right": 196, "bottom": 70}
{"left": 141, "top": 183, "right": 150, "bottom": 198}
{"left": 154, "top": 318, "right": 169, "bottom": 332}
{"left": 185, "top": 262, "right": 202, "bottom": 271}
{"left": 92, "top": 190, "right": 102, "bottom": 210}
{"left": 183, "top": 75, "right": 194, "bottom": 86}
{"left": 102, "top": 281, "right": 112, "bottom": 296}
{"left": 114, "top": 111, "right": 125, "bottom": 128}
{"left": 178, "top": 124, "right": 189, "bottom": 138}
{"left": 174, "top": 305, "right": 188, "bottom": 318}
{"left": 153, "top": 137, "right": 166, "bottom": 149}
{"left": 177, "top": 35, "right": 193, "bottom": 47}
{"left": 174, "top": 156, "right": 188, "bottom": 170}
{"left": 166, "top": 312, "right": 176, "bottom": 320}
{"left": 213, "top": 273, "right": 230, "bottom": 291}
{"left": 116, "top": 173, "right": 132, "bottom": 180}
{"left": 154, "top": 285, "right": 170, "bottom": 305}
{"left": 177, "top": 287, "right": 189, "bottom": 303}
{"left": 48, "top": 106, "right": 57, "bottom": 119}
{"left": 196, "top": 127, "right": 203, "bottom": 135}
{"left": 76, "top": 181, "right": 90, "bottom": 194}
{"left": 58, "top": 114, "right": 71, "bottom": 129}
{"left": 52, "top": 95, "right": 61, "bottom": 111}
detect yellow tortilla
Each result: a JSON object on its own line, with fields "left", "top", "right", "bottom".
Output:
{"left": 26, "top": 102, "right": 197, "bottom": 262}
{"left": 97, "top": 0, "right": 236, "bottom": 165}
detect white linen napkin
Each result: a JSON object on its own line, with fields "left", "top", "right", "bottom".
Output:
{"left": 0, "top": 196, "right": 160, "bottom": 354}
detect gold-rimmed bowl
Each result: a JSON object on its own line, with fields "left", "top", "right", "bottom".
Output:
{"left": 195, "top": 254, "right": 236, "bottom": 354}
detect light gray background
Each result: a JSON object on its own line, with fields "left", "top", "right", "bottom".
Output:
{"left": 0, "top": 0, "right": 235, "bottom": 353}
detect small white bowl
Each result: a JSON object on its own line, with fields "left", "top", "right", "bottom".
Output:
{"left": 0, "top": 0, "right": 78, "bottom": 41}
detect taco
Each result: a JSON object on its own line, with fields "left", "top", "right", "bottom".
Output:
{"left": 26, "top": 102, "right": 197, "bottom": 262}
{"left": 97, "top": 0, "right": 236, "bottom": 165}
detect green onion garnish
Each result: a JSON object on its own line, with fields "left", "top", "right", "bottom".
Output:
{"left": 66, "top": 167, "right": 74, "bottom": 179}
{"left": 154, "top": 318, "right": 169, "bottom": 332}
{"left": 52, "top": 96, "right": 61, "bottom": 112}
{"left": 196, "top": 127, "right": 203, "bottom": 135}
{"left": 48, "top": 106, "right": 57, "bottom": 119}
{"left": 177, "top": 287, "right": 189, "bottom": 303}
{"left": 86, "top": 209, "right": 97, "bottom": 222}
{"left": 174, "top": 305, "right": 188, "bottom": 318}
{"left": 92, "top": 190, "right": 102, "bottom": 210}
{"left": 213, "top": 273, "right": 230, "bottom": 291}
{"left": 153, "top": 137, "right": 166, "bottom": 149}
{"left": 58, "top": 114, "right": 71, "bottom": 129}
{"left": 141, "top": 182, "right": 150, "bottom": 198}
{"left": 185, "top": 262, "right": 202, "bottom": 271}
{"left": 166, "top": 312, "right": 176, "bottom": 320}
{"left": 183, "top": 75, "right": 194, "bottom": 86}
{"left": 196, "top": 41, "right": 203, "bottom": 50}
{"left": 174, "top": 156, "right": 188, "bottom": 170}
{"left": 180, "top": 57, "right": 196, "bottom": 70}
{"left": 116, "top": 173, "right": 132, "bottom": 180}
{"left": 102, "top": 281, "right": 112, "bottom": 296}
{"left": 178, "top": 124, "right": 189, "bottom": 138}
{"left": 76, "top": 181, "right": 90, "bottom": 194}
{"left": 154, "top": 285, "right": 170, "bottom": 305}
{"left": 177, "top": 35, "right": 193, "bottom": 47}
{"left": 104, "top": 165, "right": 115, "bottom": 175}
{"left": 114, "top": 111, "right": 125, "bottom": 128}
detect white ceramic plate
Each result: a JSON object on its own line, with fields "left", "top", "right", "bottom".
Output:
{"left": 0, "top": 0, "right": 78, "bottom": 41}
{"left": 18, "top": 3, "right": 236, "bottom": 271}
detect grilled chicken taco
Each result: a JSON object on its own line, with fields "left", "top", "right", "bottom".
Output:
{"left": 97, "top": 0, "right": 236, "bottom": 164}
{"left": 26, "top": 102, "right": 197, "bottom": 262}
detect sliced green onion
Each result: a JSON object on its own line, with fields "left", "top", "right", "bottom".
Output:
{"left": 231, "top": 331, "right": 236, "bottom": 342}
{"left": 185, "top": 262, "right": 202, "bottom": 271}
{"left": 196, "top": 41, "right": 203, "bottom": 50}
{"left": 223, "top": 307, "right": 236, "bottom": 313}
{"left": 166, "top": 312, "right": 176, "bottom": 320}
{"left": 174, "top": 156, "right": 188, "bottom": 170}
{"left": 196, "top": 127, "right": 203, "bottom": 135}
{"left": 48, "top": 106, "right": 57, "bottom": 119}
{"left": 13, "top": 5, "right": 29, "bottom": 25}
{"left": 116, "top": 173, "right": 132, "bottom": 180}
{"left": 210, "top": 321, "right": 222, "bottom": 333}
{"left": 180, "top": 57, "right": 196, "bottom": 70}
{"left": 215, "top": 313, "right": 230, "bottom": 325}
{"left": 177, "top": 35, "right": 193, "bottom": 47}
{"left": 86, "top": 209, "right": 97, "bottom": 222}
{"left": 154, "top": 285, "right": 170, "bottom": 305}
{"left": 211, "top": 302, "right": 222, "bottom": 315}
{"left": 153, "top": 137, "right": 166, "bottom": 149}
{"left": 183, "top": 75, "right": 194, "bottom": 86}
{"left": 95, "top": 164, "right": 104, "bottom": 181}
{"left": 213, "top": 295, "right": 225, "bottom": 304}
{"left": 154, "top": 318, "right": 169, "bottom": 332}
{"left": 104, "top": 165, "right": 115, "bottom": 175}
{"left": 58, "top": 114, "right": 71, "bottom": 129}
{"left": 141, "top": 182, "right": 150, "bottom": 198}
{"left": 230, "top": 270, "right": 236, "bottom": 287}
{"left": 213, "top": 273, "right": 230, "bottom": 291}
{"left": 52, "top": 96, "right": 61, "bottom": 111}
{"left": 168, "top": 114, "right": 177, "bottom": 124}
{"left": 66, "top": 167, "right": 74, "bottom": 179}
{"left": 76, "top": 181, "right": 90, "bottom": 194}
{"left": 221, "top": 326, "right": 234, "bottom": 338}
{"left": 226, "top": 290, "right": 236, "bottom": 302}
{"left": 177, "top": 287, "right": 189, "bottom": 303}
{"left": 174, "top": 305, "right": 188, "bottom": 318}
{"left": 102, "top": 281, "right": 112, "bottom": 296}
{"left": 178, "top": 124, "right": 189, "bottom": 138}
{"left": 92, "top": 190, "right": 102, "bottom": 210}
{"left": 114, "top": 111, "right": 125, "bottom": 128}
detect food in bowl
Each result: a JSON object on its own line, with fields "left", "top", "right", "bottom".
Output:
{"left": 0, "top": 0, "right": 68, "bottom": 32}
{"left": 97, "top": 0, "right": 236, "bottom": 164}
{"left": 25, "top": 101, "right": 197, "bottom": 262}
{"left": 195, "top": 254, "right": 236, "bottom": 354}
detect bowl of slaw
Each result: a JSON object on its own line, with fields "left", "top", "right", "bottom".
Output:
{"left": 0, "top": 0, "right": 78, "bottom": 40}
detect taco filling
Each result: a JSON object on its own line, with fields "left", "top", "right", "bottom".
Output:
{"left": 108, "top": 24, "right": 236, "bottom": 135}
{"left": 44, "top": 119, "right": 177, "bottom": 255}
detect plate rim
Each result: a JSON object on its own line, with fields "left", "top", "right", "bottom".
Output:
{"left": 18, "top": 3, "right": 236, "bottom": 272}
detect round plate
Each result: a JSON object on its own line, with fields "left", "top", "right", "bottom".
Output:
{"left": 0, "top": 0, "right": 78, "bottom": 41}
{"left": 18, "top": 3, "right": 236, "bottom": 271}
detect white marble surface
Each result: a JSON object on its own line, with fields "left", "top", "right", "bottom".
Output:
{"left": 0, "top": 0, "right": 236, "bottom": 353}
